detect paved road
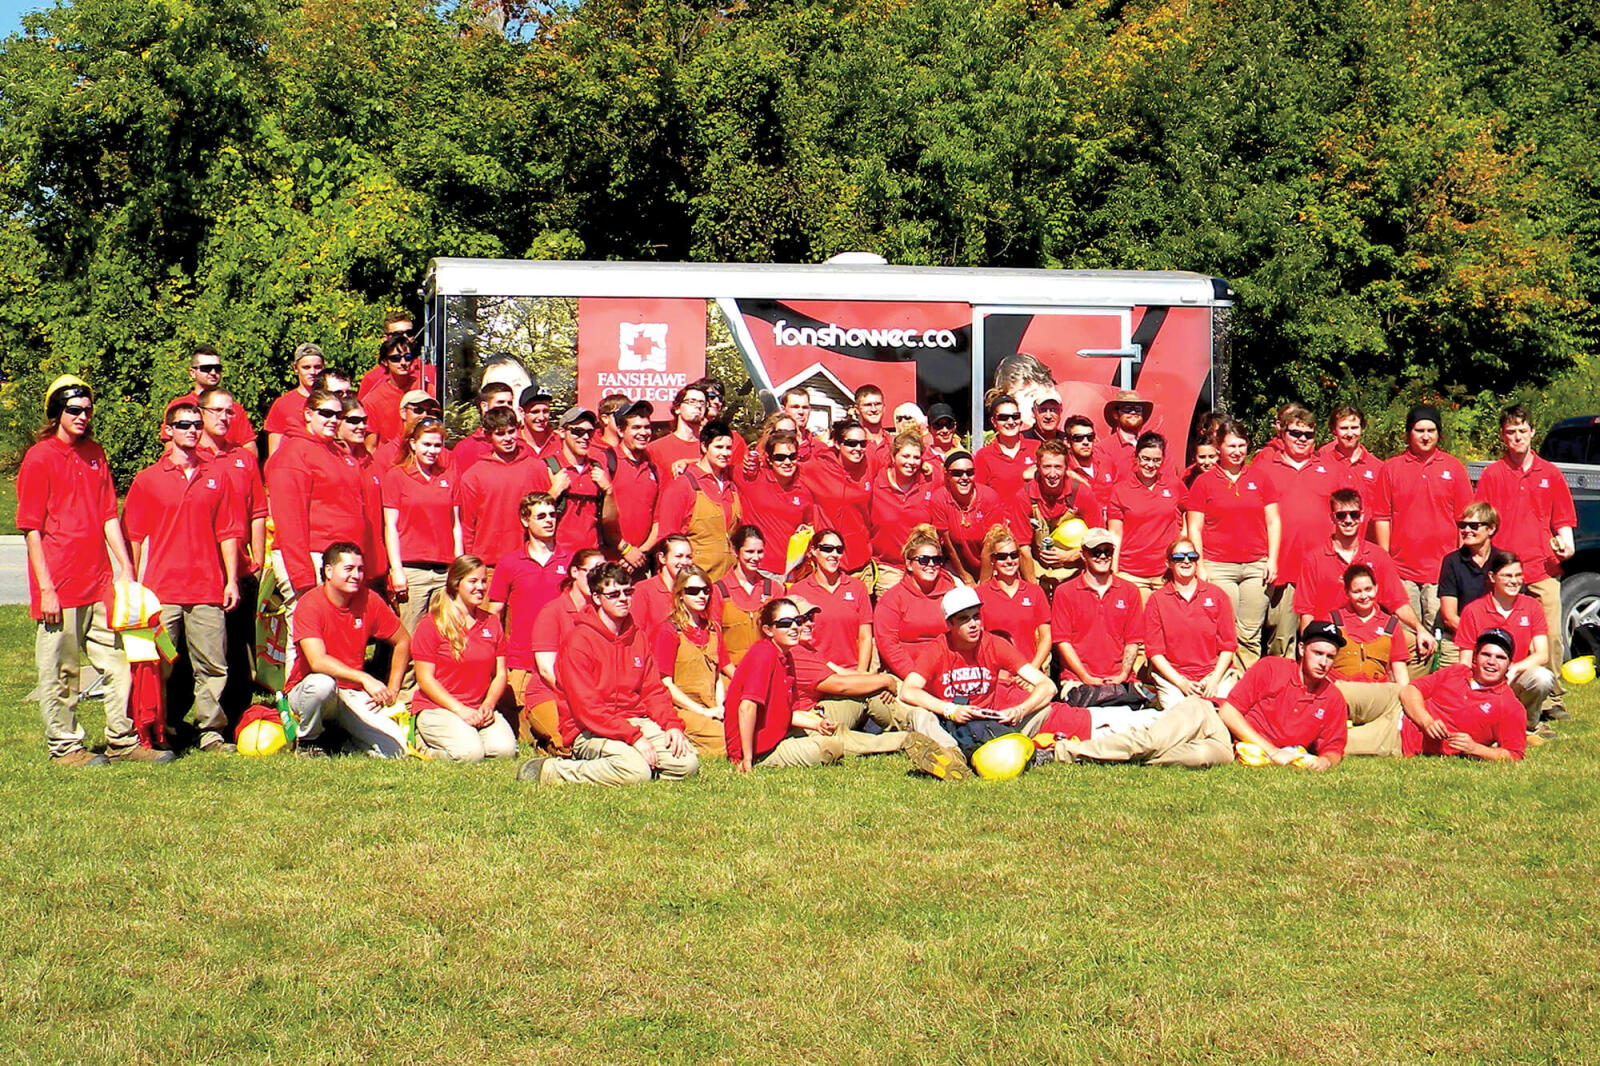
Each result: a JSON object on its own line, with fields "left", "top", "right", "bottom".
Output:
{"left": 0, "top": 535, "right": 27, "bottom": 606}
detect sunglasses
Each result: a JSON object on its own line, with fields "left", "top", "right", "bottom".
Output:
{"left": 63, "top": 404, "right": 93, "bottom": 417}
{"left": 840, "top": 438, "right": 867, "bottom": 448}
{"left": 312, "top": 407, "right": 344, "bottom": 420}
{"left": 992, "top": 550, "right": 1021, "bottom": 561}
{"left": 770, "top": 617, "right": 801, "bottom": 630}
{"left": 405, "top": 403, "right": 441, "bottom": 413}
{"left": 566, "top": 426, "right": 595, "bottom": 438}
{"left": 1333, "top": 510, "right": 1362, "bottom": 521}
{"left": 912, "top": 554, "right": 946, "bottom": 566}
{"left": 770, "top": 452, "right": 798, "bottom": 462}
{"left": 932, "top": 420, "right": 957, "bottom": 430}
{"left": 391, "top": 354, "right": 418, "bottom": 364}
{"left": 1457, "top": 521, "right": 1485, "bottom": 531}
{"left": 994, "top": 412, "right": 1022, "bottom": 424}
{"left": 947, "top": 467, "right": 975, "bottom": 478}
{"left": 600, "top": 588, "right": 634, "bottom": 601}
{"left": 530, "top": 511, "right": 557, "bottom": 523}
{"left": 343, "top": 415, "right": 369, "bottom": 426}
{"left": 1069, "top": 433, "right": 1095, "bottom": 442}
{"left": 1286, "top": 428, "right": 1315, "bottom": 440}
{"left": 169, "top": 419, "right": 202, "bottom": 431}
{"left": 194, "top": 363, "right": 222, "bottom": 374}
{"left": 1170, "top": 552, "right": 1201, "bottom": 563}
{"left": 1086, "top": 545, "right": 1115, "bottom": 558}
{"left": 815, "top": 543, "right": 844, "bottom": 555}
{"left": 684, "top": 586, "right": 712, "bottom": 596}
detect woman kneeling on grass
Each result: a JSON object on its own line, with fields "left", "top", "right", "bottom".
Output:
{"left": 411, "top": 555, "right": 518, "bottom": 762}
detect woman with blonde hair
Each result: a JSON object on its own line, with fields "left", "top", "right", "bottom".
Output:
{"left": 873, "top": 523, "right": 958, "bottom": 678}
{"left": 411, "top": 555, "right": 518, "bottom": 762}
{"left": 654, "top": 565, "right": 728, "bottom": 757}
{"left": 1142, "top": 535, "right": 1239, "bottom": 709}
{"left": 976, "top": 526, "right": 1051, "bottom": 669}
{"left": 382, "top": 416, "right": 462, "bottom": 632}
{"left": 867, "top": 428, "right": 937, "bottom": 594}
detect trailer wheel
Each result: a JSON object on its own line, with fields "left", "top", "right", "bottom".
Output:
{"left": 1561, "top": 571, "right": 1600, "bottom": 657}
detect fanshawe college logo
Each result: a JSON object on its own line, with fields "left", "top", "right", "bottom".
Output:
{"left": 618, "top": 322, "right": 669, "bottom": 371}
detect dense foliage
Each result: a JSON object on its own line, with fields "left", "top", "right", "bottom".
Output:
{"left": 1, "top": 0, "right": 1595, "bottom": 479}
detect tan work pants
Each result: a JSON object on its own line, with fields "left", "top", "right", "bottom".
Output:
{"left": 543, "top": 718, "right": 700, "bottom": 786}
{"left": 1064, "top": 697, "right": 1233, "bottom": 768}
{"left": 417, "top": 708, "right": 518, "bottom": 762}
{"left": 160, "top": 603, "right": 229, "bottom": 745}
{"left": 35, "top": 603, "right": 135, "bottom": 757}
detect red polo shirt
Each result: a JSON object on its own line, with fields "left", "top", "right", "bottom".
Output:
{"left": 123, "top": 456, "right": 242, "bottom": 605}
{"left": 934, "top": 485, "right": 1011, "bottom": 576}
{"left": 1292, "top": 540, "right": 1409, "bottom": 620}
{"left": 1183, "top": 466, "right": 1279, "bottom": 563}
{"left": 1069, "top": 453, "right": 1119, "bottom": 499}
{"left": 1098, "top": 431, "right": 1139, "bottom": 481}
{"left": 1319, "top": 442, "right": 1383, "bottom": 533}
{"left": 380, "top": 464, "right": 458, "bottom": 565}
{"left": 735, "top": 466, "right": 816, "bottom": 574}
{"left": 202, "top": 445, "right": 267, "bottom": 574}
{"left": 409, "top": 609, "right": 506, "bottom": 713}
{"left": 264, "top": 436, "right": 367, "bottom": 591}
{"left": 530, "top": 454, "right": 606, "bottom": 556}
{"left": 1103, "top": 474, "right": 1185, "bottom": 578}
{"left": 867, "top": 470, "right": 937, "bottom": 564}
{"left": 1455, "top": 594, "right": 1546, "bottom": 659}
{"left": 1226, "top": 656, "right": 1348, "bottom": 757}
{"left": 451, "top": 429, "right": 493, "bottom": 471}
{"left": 1402, "top": 664, "right": 1526, "bottom": 758}
{"left": 789, "top": 640, "right": 836, "bottom": 711}
{"left": 262, "top": 389, "right": 308, "bottom": 437}
{"left": 1474, "top": 455, "right": 1576, "bottom": 582}
{"left": 1374, "top": 449, "right": 1472, "bottom": 582}
{"left": 456, "top": 449, "right": 540, "bottom": 564}
{"left": 723, "top": 638, "right": 798, "bottom": 762}
{"left": 1051, "top": 574, "right": 1145, "bottom": 677}
{"left": 525, "top": 595, "right": 588, "bottom": 706}
{"left": 287, "top": 585, "right": 400, "bottom": 690}
{"left": 655, "top": 466, "right": 740, "bottom": 538}
{"left": 489, "top": 544, "right": 573, "bottom": 671}
{"left": 802, "top": 452, "right": 874, "bottom": 572}
{"left": 363, "top": 376, "right": 428, "bottom": 444}
{"left": 609, "top": 448, "right": 663, "bottom": 550}
{"left": 787, "top": 572, "right": 872, "bottom": 668}
{"left": 1256, "top": 451, "right": 1340, "bottom": 587}
{"left": 1143, "top": 580, "right": 1237, "bottom": 680}
{"left": 16, "top": 436, "right": 120, "bottom": 618}
{"left": 974, "top": 438, "right": 1038, "bottom": 501}
{"left": 977, "top": 578, "right": 1051, "bottom": 662}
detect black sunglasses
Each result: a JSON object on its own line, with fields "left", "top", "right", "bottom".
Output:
{"left": 169, "top": 419, "right": 202, "bottom": 431}
{"left": 343, "top": 415, "right": 369, "bottom": 426}
{"left": 194, "top": 363, "right": 222, "bottom": 373}
{"left": 1086, "top": 545, "right": 1115, "bottom": 558}
{"left": 1457, "top": 520, "right": 1485, "bottom": 531}
{"left": 947, "top": 467, "right": 975, "bottom": 478}
{"left": 312, "top": 407, "right": 344, "bottom": 419}
{"left": 815, "top": 543, "right": 844, "bottom": 555}
{"left": 1169, "top": 551, "right": 1200, "bottom": 562}
{"left": 770, "top": 617, "right": 801, "bottom": 630}
{"left": 912, "top": 554, "right": 946, "bottom": 566}
{"left": 994, "top": 412, "right": 1022, "bottom": 423}
{"left": 1285, "top": 428, "right": 1315, "bottom": 440}
{"left": 684, "top": 586, "right": 712, "bottom": 596}
{"left": 63, "top": 404, "right": 93, "bottom": 417}
{"left": 1069, "top": 433, "right": 1095, "bottom": 442}
{"left": 992, "top": 550, "right": 1020, "bottom": 561}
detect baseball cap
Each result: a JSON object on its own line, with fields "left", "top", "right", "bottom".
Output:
{"left": 401, "top": 389, "right": 437, "bottom": 408}
{"left": 1081, "top": 527, "right": 1118, "bottom": 551}
{"left": 1033, "top": 387, "right": 1063, "bottom": 407}
{"left": 928, "top": 403, "right": 957, "bottom": 425}
{"left": 893, "top": 402, "right": 924, "bottom": 421}
{"left": 519, "top": 386, "right": 553, "bottom": 408}
{"left": 787, "top": 595, "right": 821, "bottom": 617}
{"left": 560, "top": 406, "right": 598, "bottom": 428}
{"left": 1300, "top": 621, "right": 1347, "bottom": 650}
{"left": 941, "top": 585, "right": 982, "bottom": 620}
{"left": 614, "top": 399, "right": 654, "bottom": 425}
{"left": 1476, "top": 627, "right": 1515, "bottom": 657}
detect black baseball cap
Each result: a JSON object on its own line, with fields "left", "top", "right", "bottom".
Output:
{"left": 928, "top": 403, "right": 957, "bottom": 425}
{"left": 1476, "top": 627, "right": 1515, "bottom": 657}
{"left": 614, "top": 399, "right": 654, "bottom": 426}
{"left": 1300, "top": 621, "right": 1347, "bottom": 650}
{"left": 519, "top": 386, "right": 554, "bottom": 408}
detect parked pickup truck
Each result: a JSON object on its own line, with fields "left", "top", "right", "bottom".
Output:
{"left": 1467, "top": 416, "right": 1600, "bottom": 656}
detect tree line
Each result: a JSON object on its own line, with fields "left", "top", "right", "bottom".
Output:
{"left": 1, "top": 0, "right": 1595, "bottom": 480}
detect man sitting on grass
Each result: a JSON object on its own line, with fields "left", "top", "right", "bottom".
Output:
{"left": 1398, "top": 627, "right": 1528, "bottom": 761}
{"left": 517, "top": 564, "right": 698, "bottom": 786}
{"left": 1214, "top": 620, "right": 1349, "bottom": 771}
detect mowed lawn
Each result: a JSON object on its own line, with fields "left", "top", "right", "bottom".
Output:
{"left": 0, "top": 604, "right": 1596, "bottom": 1064}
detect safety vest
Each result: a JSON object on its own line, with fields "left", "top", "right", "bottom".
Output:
{"left": 1329, "top": 608, "right": 1401, "bottom": 682}
{"left": 717, "top": 575, "right": 777, "bottom": 668}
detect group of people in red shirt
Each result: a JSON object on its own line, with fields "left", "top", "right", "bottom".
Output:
{"left": 19, "top": 327, "right": 1568, "bottom": 777}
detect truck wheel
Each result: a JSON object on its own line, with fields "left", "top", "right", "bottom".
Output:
{"left": 1561, "top": 571, "right": 1600, "bottom": 657}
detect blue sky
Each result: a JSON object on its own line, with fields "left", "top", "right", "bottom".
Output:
{"left": 0, "top": 1, "right": 45, "bottom": 36}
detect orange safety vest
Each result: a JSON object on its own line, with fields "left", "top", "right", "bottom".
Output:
{"left": 1328, "top": 608, "right": 1401, "bottom": 682}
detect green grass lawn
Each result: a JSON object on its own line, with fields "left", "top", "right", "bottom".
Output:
{"left": 0, "top": 471, "right": 16, "bottom": 534}
{"left": 1, "top": 602, "right": 1596, "bottom": 1064}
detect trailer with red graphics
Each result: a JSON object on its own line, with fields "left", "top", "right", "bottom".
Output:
{"left": 419, "top": 256, "right": 1235, "bottom": 461}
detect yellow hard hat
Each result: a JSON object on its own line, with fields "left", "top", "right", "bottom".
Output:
{"left": 971, "top": 732, "right": 1035, "bottom": 780}
{"left": 238, "top": 718, "right": 287, "bottom": 757}
{"left": 1051, "top": 518, "right": 1089, "bottom": 550}
{"left": 45, "top": 374, "right": 91, "bottom": 410}
{"left": 1560, "top": 656, "right": 1596, "bottom": 685}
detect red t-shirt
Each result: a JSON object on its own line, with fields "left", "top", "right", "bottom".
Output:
{"left": 735, "top": 466, "right": 816, "bottom": 574}
{"left": 1454, "top": 594, "right": 1546, "bottom": 660}
{"left": 1051, "top": 574, "right": 1146, "bottom": 678}
{"left": 786, "top": 572, "right": 872, "bottom": 668}
{"left": 723, "top": 638, "right": 798, "bottom": 762}
{"left": 529, "top": 455, "right": 606, "bottom": 556}
{"left": 1292, "top": 540, "right": 1409, "bottom": 620}
{"left": 913, "top": 633, "right": 1030, "bottom": 711}
{"left": 16, "top": 436, "right": 120, "bottom": 618}
{"left": 977, "top": 578, "right": 1051, "bottom": 662}
{"left": 288, "top": 585, "right": 401, "bottom": 690}
{"left": 1255, "top": 451, "right": 1340, "bottom": 587}
{"left": 123, "top": 456, "right": 243, "bottom": 605}
{"left": 1103, "top": 474, "right": 1185, "bottom": 578}
{"left": 1143, "top": 580, "right": 1237, "bottom": 680}
{"left": 1183, "top": 465, "right": 1280, "bottom": 563}
{"left": 455, "top": 450, "right": 540, "bottom": 564}
{"left": 874, "top": 573, "right": 958, "bottom": 677}
{"left": 1475, "top": 455, "right": 1577, "bottom": 582}
{"left": 1226, "top": 656, "right": 1347, "bottom": 757}
{"left": 934, "top": 485, "right": 1011, "bottom": 576}
{"left": 802, "top": 452, "right": 874, "bottom": 572}
{"left": 647, "top": 433, "right": 702, "bottom": 481}
{"left": 409, "top": 609, "right": 507, "bottom": 713}
{"left": 973, "top": 438, "right": 1039, "bottom": 501}
{"left": 1401, "top": 664, "right": 1526, "bottom": 758}
{"left": 380, "top": 464, "right": 458, "bottom": 565}
{"left": 1374, "top": 449, "right": 1472, "bottom": 582}
{"left": 867, "top": 470, "right": 937, "bottom": 564}
{"left": 488, "top": 545, "right": 573, "bottom": 670}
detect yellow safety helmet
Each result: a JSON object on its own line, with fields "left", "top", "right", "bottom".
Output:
{"left": 238, "top": 718, "right": 288, "bottom": 757}
{"left": 1560, "top": 656, "right": 1596, "bottom": 685}
{"left": 1051, "top": 518, "right": 1089, "bottom": 551}
{"left": 971, "top": 732, "right": 1035, "bottom": 780}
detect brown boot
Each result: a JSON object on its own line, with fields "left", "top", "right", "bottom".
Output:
{"left": 107, "top": 746, "right": 178, "bottom": 764}
{"left": 51, "top": 749, "right": 110, "bottom": 768}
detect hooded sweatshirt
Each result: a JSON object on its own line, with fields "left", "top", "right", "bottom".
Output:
{"left": 556, "top": 610, "right": 684, "bottom": 745}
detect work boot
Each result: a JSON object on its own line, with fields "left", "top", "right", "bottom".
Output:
{"left": 199, "top": 735, "right": 237, "bottom": 755}
{"left": 51, "top": 749, "right": 110, "bottom": 768}
{"left": 516, "top": 756, "right": 551, "bottom": 784}
{"left": 108, "top": 746, "right": 178, "bottom": 764}
{"left": 902, "top": 732, "right": 970, "bottom": 782}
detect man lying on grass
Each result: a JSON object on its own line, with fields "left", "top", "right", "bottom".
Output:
{"left": 1398, "top": 627, "right": 1528, "bottom": 761}
{"left": 1214, "top": 620, "right": 1349, "bottom": 771}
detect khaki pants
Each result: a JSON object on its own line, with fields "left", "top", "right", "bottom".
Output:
{"left": 677, "top": 706, "right": 726, "bottom": 758}
{"left": 396, "top": 565, "right": 448, "bottom": 637}
{"left": 1151, "top": 671, "right": 1237, "bottom": 711}
{"left": 816, "top": 694, "right": 961, "bottom": 750}
{"left": 1206, "top": 559, "right": 1268, "bottom": 668}
{"left": 1401, "top": 580, "right": 1440, "bottom": 672}
{"left": 871, "top": 563, "right": 905, "bottom": 597}
{"left": 286, "top": 673, "right": 409, "bottom": 757}
{"left": 417, "top": 708, "right": 518, "bottom": 762}
{"left": 542, "top": 717, "right": 700, "bottom": 786}
{"left": 1117, "top": 571, "right": 1165, "bottom": 607}
{"left": 160, "top": 604, "right": 229, "bottom": 745}
{"left": 1512, "top": 666, "right": 1558, "bottom": 731}
{"left": 1525, "top": 577, "right": 1565, "bottom": 709}
{"left": 755, "top": 729, "right": 846, "bottom": 768}
{"left": 1334, "top": 680, "right": 1404, "bottom": 757}
{"left": 1266, "top": 583, "right": 1298, "bottom": 658}
{"left": 1062, "top": 697, "right": 1232, "bottom": 768}
{"left": 35, "top": 603, "right": 135, "bottom": 757}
